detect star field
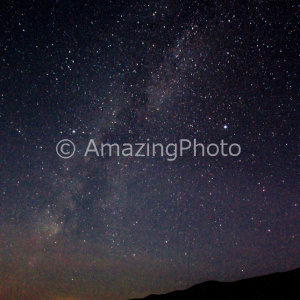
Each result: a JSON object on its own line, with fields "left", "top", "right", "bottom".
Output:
{"left": 0, "top": 1, "right": 299, "bottom": 299}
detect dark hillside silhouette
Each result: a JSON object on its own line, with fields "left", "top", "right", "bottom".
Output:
{"left": 131, "top": 267, "right": 299, "bottom": 300}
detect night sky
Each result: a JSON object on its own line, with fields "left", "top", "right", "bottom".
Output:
{"left": 0, "top": 1, "right": 299, "bottom": 299}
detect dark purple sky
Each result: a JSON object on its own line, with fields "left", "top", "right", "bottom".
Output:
{"left": 0, "top": 1, "right": 299, "bottom": 299}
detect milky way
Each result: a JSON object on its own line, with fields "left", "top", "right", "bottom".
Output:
{"left": 0, "top": 1, "right": 299, "bottom": 299}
